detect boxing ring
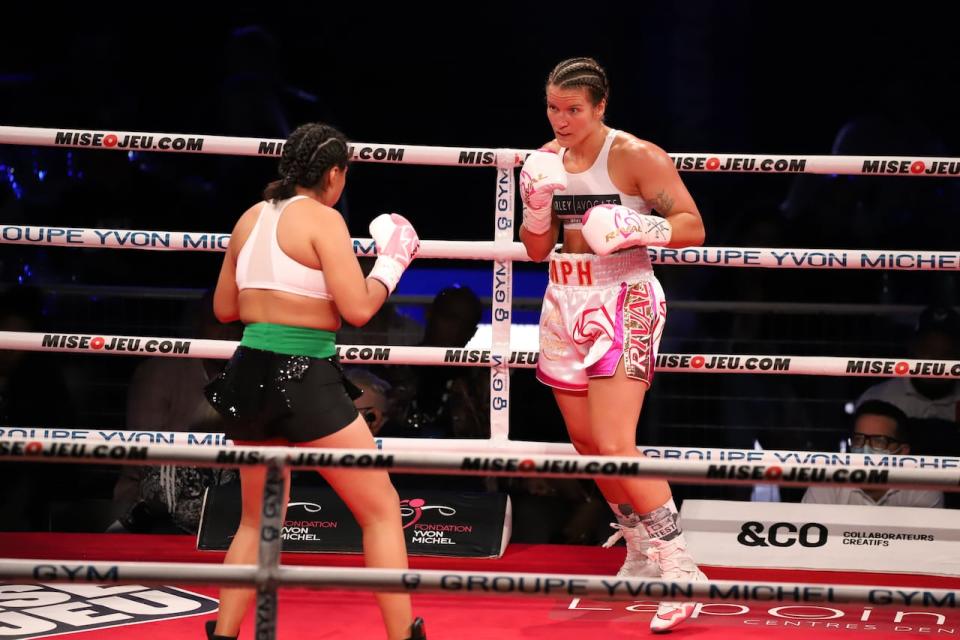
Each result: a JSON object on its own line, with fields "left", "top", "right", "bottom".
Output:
{"left": 2, "top": 125, "right": 960, "bottom": 638}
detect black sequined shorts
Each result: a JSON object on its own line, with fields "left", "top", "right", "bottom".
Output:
{"left": 204, "top": 346, "right": 362, "bottom": 443}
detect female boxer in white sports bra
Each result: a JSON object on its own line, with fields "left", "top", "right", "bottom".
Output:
{"left": 205, "top": 123, "right": 425, "bottom": 640}
{"left": 519, "top": 58, "right": 707, "bottom": 633}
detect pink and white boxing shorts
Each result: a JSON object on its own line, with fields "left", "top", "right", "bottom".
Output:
{"left": 536, "top": 247, "right": 666, "bottom": 391}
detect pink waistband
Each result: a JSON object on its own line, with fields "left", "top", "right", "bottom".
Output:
{"left": 548, "top": 248, "right": 653, "bottom": 287}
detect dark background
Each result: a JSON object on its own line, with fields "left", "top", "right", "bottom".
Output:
{"left": 4, "top": 3, "right": 959, "bottom": 246}
{"left": 1, "top": 3, "right": 959, "bottom": 532}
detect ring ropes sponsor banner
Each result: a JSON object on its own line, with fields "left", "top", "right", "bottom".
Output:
{"left": 5, "top": 126, "right": 960, "bottom": 175}
{"left": 3, "top": 428, "right": 960, "bottom": 472}
{"left": 198, "top": 483, "right": 510, "bottom": 558}
{"left": 681, "top": 499, "right": 960, "bottom": 576}
{"left": 6, "top": 438, "right": 960, "bottom": 492}
{"left": 6, "top": 331, "right": 960, "bottom": 379}
{"left": 3, "top": 224, "right": 959, "bottom": 271}
{"left": 8, "top": 561, "right": 960, "bottom": 610}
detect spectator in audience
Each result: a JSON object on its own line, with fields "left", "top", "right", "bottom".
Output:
{"left": 109, "top": 290, "right": 241, "bottom": 534}
{"left": 383, "top": 285, "right": 487, "bottom": 439}
{"left": 858, "top": 305, "right": 960, "bottom": 421}
{"left": 336, "top": 261, "right": 423, "bottom": 348}
{"left": 379, "top": 286, "right": 492, "bottom": 493}
{"left": 345, "top": 367, "right": 392, "bottom": 437}
{"left": 0, "top": 286, "right": 78, "bottom": 531}
{"left": 803, "top": 400, "right": 943, "bottom": 507}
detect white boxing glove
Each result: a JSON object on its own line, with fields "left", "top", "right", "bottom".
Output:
{"left": 581, "top": 204, "right": 672, "bottom": 256}
{"left": 520, "top": 150, "right": 566, "bottom": 235}
{"left": 368, "top": 213, "right": 420, "bottom": 294}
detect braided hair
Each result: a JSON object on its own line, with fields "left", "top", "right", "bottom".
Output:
{"left": 263, "top": 122, "right": 349, "bottom": 202}
{"left": 546, "top": 57, "right": 609, "bottom": 107}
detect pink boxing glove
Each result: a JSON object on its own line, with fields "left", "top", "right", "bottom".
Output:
{"left": 581, "top": 204, "right": 672, "bottom": 256}
{"left": 520, "top": 150, "right": 566, "bottom": 235}
{"left": 368, "top": 213, "right": 420, "bottom": 294}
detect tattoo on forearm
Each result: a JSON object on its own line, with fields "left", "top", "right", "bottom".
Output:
{"left": 650, "top": 190, "right": 675, "bottom": 216}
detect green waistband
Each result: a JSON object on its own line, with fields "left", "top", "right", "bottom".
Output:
{"left": 240, "top": 323, "right": 336, "bottom": 358}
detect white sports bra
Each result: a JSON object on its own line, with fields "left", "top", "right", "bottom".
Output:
{"left": 235, "top": 196, "right": 332, "bottom": 300}
{"left": 554, "top": 128, "right": 650, "bottom": 229}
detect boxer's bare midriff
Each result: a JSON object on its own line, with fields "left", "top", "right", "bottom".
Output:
{"left": 561, "top": 228, "right": 594, "bottom": 255}
{"left": 238, "top": 289, "right": 341, "bottom": 332}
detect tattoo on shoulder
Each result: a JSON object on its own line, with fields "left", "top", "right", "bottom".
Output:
{"left": 650, "top": 190, "right": 674, "bottom": 216}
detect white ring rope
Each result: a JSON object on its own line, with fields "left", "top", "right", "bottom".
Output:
{"left": 0, "top": 560, "right": 953, "bottom": 609}
{"left": 2, "top": 330, "right": 958, "bottom": 379}
{"left": 1, "top": 428, "right": 956, "bottom": 471}
{"left": 2, "top": 224, "right": 956, "bottom": 271}
{"left": 4, "top": 125, "right": 960, "bottom": 176}
{"left": 1, "top": 437, "right": 957, "bottom": 492}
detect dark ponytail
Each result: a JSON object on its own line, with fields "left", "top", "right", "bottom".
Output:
{"left": 263, "top": 122, "right": 350, "bottom": 202}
